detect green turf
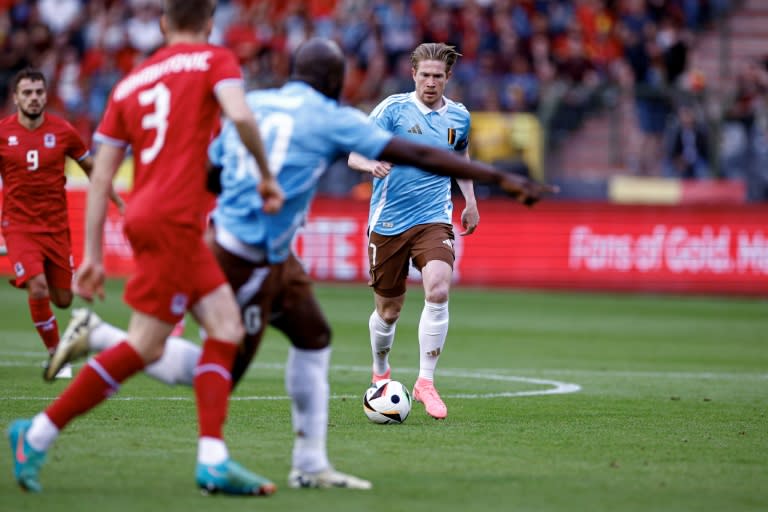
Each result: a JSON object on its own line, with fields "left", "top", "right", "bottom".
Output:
{"left": 0, "top": 280, "right": 765, "bottom": 512}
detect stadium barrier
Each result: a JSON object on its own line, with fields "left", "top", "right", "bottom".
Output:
{"left": 1, "top": 190, "right": 766, "bottom": 296}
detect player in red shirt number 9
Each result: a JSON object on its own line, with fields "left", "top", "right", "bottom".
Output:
{"left": 0, "top": 69, "right": 124, "bottom": 379}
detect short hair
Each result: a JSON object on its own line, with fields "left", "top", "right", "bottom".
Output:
{"left": 164, "top": 0, "right": 216, "bottom": 32}
{"left": 13, "top": 68, "right": 46, "bottom": 92}
{"left": 410, "top": 43, "right": 462, "bottom": 74}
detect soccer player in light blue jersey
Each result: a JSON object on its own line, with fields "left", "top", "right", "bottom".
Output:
{"left": 49, "top": 38, "right": 555, "bottom": 491}
{"left": 348, "top": 43, "right": 478, "bottom": 420}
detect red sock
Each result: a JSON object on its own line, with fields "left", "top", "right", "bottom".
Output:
{"left": 29, "top": 297, "right": 59, "bottom": 355}
{"left": 194, "top": 338, "right": 237, "bottom": 439}
{"left": 45, "top": 341, "right": 145, "bottom": 429}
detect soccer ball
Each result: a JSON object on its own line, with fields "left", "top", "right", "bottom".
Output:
{"left": 362, "top": 379, "right": 412, "bottom": 424}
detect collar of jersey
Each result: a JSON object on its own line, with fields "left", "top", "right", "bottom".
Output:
{"left": 410, "top": 91, "right": 449, "bottom": 116}
{"left": 284, "top": 81, "right": 333, "bottom": 103}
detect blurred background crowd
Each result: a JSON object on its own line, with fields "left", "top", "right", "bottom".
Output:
{"left": 2, "top": 0, "right": 768, "bottom": 201}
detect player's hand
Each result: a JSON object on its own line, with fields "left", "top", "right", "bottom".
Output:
{"left": 111, "top": 192, "right": 126, "bottom": 215}
{"left": 370, "top": 161, "right": 393, "bottom": 178}
{"left": 258, "top": 177, "right": 284, "bottom": 213}
{"left": 459, "top": 204, "right": 479, "bottom": 236}
{"left": 74, "top": 259, "right": 106, "bottom": 302}
{"left": 498, "top": 174, "right": 559, "bottom": 207}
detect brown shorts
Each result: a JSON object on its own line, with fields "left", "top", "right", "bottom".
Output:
{"left": 209, "top": 239, "right": 330, "bottom": 386}
{"left": 367, "top": 223, "right": 455, "bottom": 298}
{"left": 4, "top": 230, "right": 73, "bottom": 289}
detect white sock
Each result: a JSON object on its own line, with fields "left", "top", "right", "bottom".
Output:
{"left": 89, "top": 321, "right": 128, "bottom": 352}
{"left": 144, "top": 336, "right": 201, "bottom": 386}
{"left": 197, "top": 436, "right": 229, "bottom": 466}
{"left": 26, "top": 413, "right": 59, "bottom": 452}
{"left": 285, "top": 346, "right": 330, "bottom": 473}
{"left": 369, "top": 310, "right": 395, "bottom": 376}
{"left": 90, "top": 321, "right": 199, "bottom": 386}
{"left": 418, "top": 300, "right": 449, "bottom": 381}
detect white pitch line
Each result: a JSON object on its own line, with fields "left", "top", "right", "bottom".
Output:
{"left": 502, "top": 368, "right": 768, "bottom": 380}
{"left": 0, "top": 362, "right": 580, "bottom": 400}
{"left": 0, "top": 358, "right": 764, "bottom": 380}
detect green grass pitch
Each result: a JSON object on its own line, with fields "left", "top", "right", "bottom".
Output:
{"left": 0, "top": 280, "right": 766, "bottom": 512}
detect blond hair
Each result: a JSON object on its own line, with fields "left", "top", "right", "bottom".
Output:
{"left": 410, "top": 43, "right": 462, "bottom": 74}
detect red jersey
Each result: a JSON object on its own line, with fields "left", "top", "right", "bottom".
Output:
{"left": 0, "top": 113, "right": 89, "bottom": 234}
{"left": 94, "top": 43, "right": 242, "bottom": 232}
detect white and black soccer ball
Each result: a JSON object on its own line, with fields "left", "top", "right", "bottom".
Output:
{"left": 362, "top": 379, "right": 412, "bottom": 424}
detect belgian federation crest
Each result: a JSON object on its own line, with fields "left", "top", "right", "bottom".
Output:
{"left": 44, "top": 133, "right": 56, "bottom": 147}
{"left": 447, "top": 128, "right": 457, "bottom": 145}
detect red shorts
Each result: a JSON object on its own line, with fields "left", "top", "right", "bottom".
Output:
{"left": 123, "top": 220, "right": 227, "bottom": 324}
{"left": 3, "top": 230, "right": 73, "bottom": 289}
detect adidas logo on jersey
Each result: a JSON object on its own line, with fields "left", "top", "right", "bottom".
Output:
{"left": 407, "top": 124, "right": 423, "bottom": 134}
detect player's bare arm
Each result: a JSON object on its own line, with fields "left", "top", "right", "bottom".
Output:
{"left": 379, "top": 138, "right": 558, "bottom": 206}
{"left": 76, "top": 143, "right": 126, "bottom": 301}
{"left": 348, "top": 152, "right": 393, "bottom": 178}
{"left": 456, "top": 150, "right": 479, "bottom": 235}
{"left": 215, "top": 84, "right": 284, "bottom": 213}
{"left": 457, "top": 178, "right": 479, "bottom": 236}
{"left": 78, "top": 155, "right": 125, "bottom": 214}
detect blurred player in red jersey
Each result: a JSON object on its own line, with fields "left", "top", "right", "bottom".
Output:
{"left": 8, "top": 0, "right": 284, "bottom": 496}
{"left": 0, "top": 69, "right": 124, "bottom": 379}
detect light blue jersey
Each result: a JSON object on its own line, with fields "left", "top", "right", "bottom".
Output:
{"left": 210, "top": 81, "right": 393, "bottom": 263}
{"left": 367, "top": 91, "right": 470, "bottom": 236}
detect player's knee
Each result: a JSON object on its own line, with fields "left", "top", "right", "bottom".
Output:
{"left": 26, "top": 276, "right": 49, "bottom": 300}
{"left": 317, "top": 321, "right": 331, "bottom": 348}
{"left": 293, "top": 321, "right": 331, "bottom": 350}
{"left": 128, "top": 338, "right": 165, "bottom": 365}
{"left": 378, "top": 306, "right": 401, "bottom": 324}
{"left": 425, "top": 288, "right": 449, "bottom": 304}
{"left": 209, "top": 320, "right": 245, "bottom": 344}
{"left": 50, "top": 290, "right": 73, "bottom": 308}
{"left": 424, "top": 280, "right": 450, "bottom": 304}
{"left": 203, "top": 316, "right": 245, "bottom": 343}
{"left": 307, "top": 322, "right": 333, "bottom": 350}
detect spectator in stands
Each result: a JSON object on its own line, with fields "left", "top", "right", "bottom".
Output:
{"left": 464, "top": 50, "right": 503, "bottom": 111}
{"left": 619, "top": 2, "right": 666, "bottom": 176}
{"left": 500, "top": 52, "right": 540, "bottom": 112}
{"left": 376, "top": 0, "right": 418, "bottom": 68}
{"left": 552, "top": 28, "right": 601, "bottom": 128}
{"left": 662, "top": 102, "right": 710, "bottom": 179}
{"left": 0, "top": 30, "right": 34, "bottom": 106}
{"left": 125, "top": 0, "right": 164, "bottom": 55}
{"left": 37, "top": 0, "right": 83, "bottom": 37}
{"left": 0, "top": 0, "right": 741, "bottom": 194}
{"left": 721, "top": 59, "right": 768, "bottom": 201}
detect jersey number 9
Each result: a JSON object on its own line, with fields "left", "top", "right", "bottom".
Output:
{"left": 26, "top": 150, "right": 39, "bottom": 171}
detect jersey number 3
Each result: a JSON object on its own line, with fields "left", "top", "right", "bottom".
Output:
{"left": 139, "top": 82, "right": 170, "bottom": 164}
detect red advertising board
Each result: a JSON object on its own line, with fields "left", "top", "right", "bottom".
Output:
{"left": 2, "top": 190, "right": 767, "bottom": 296}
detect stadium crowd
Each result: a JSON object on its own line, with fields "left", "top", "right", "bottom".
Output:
{"left": 7, "top": 0, "right": 768, "bottom": 197}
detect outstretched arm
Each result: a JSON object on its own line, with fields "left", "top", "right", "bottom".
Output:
{"left": 378, "top": 138, "right": 557, "bottom": 206}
